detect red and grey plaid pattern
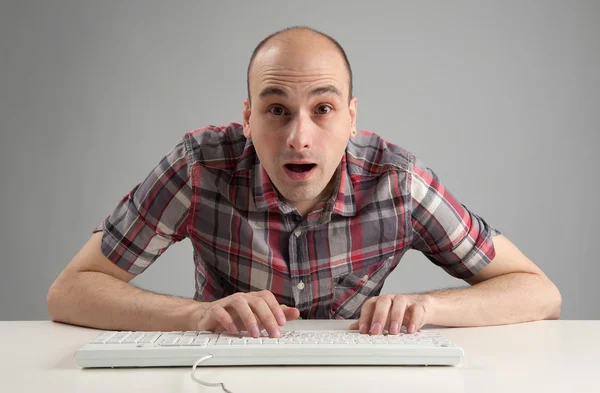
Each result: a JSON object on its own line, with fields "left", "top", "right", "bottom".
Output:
{"left": 94, "top": 122, "right": 500, "bottom": 319}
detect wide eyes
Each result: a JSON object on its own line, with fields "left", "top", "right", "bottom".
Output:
{"left": 315, "top": 104, "right": 332, "bottom": 115}
{"left": 268, "top": 106, "right": 286, "bottom": 116}
{"left": 267, "top": 104, "right": 333, "bottom": 116}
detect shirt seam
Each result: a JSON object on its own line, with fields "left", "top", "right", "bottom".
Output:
{"left": 183, "top": 133, "right": 199, "bottom": 237}
{"left": 406, "top": 160, "right": 416, "bottom": 248}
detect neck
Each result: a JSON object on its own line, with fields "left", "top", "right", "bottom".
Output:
{"left": 287, "top": 171, "right": 339, "bottom": 217}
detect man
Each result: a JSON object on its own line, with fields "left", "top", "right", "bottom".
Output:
{"left": 47, "top": 26, "right": 561, "bottom": 339}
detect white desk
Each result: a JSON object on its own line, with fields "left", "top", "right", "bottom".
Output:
{"left": 0, "top": 320, "right": 597, "bottom": 393}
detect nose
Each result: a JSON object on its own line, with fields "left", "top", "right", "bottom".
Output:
{"left": 286, "top": 111, "right": 313, "bottom": 151}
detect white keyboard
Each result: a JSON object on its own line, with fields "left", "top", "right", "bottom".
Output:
{"left": 75, "top": 329, "right": 464, "bottom": 368}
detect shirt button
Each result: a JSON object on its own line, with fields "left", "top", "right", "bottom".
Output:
{"left": 361, "top": 275, "right": 369, "bottom": 282}
{"left": 297, "top": 281, "right": 305, "bottom": 290}
{"left": 294, "top": 230, "right": 302, "bottom": 237}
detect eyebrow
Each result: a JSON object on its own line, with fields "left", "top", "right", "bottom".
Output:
{"left": 258, "top": 84, "right": 343, "bottom": 100}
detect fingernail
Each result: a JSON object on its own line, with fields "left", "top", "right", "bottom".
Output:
{"left": 409, "top": 323, "right": 416, "bottom": 333}
{"left": 228, "top": 323, "right": 238, "bottom": 333}
{"left": 370, "top": 322, "right": 382, "bottom": 335}
{"left": 359, "top": 323, "right": 367, "bottom": 333}
{"left": 390, "top": 321, "right": 400, "bottom": 334}
{"left": 250, "top": 324, "right": 260, "bottom": 338}
{"left": 277, "top": 313, "right": 286, "bottom": 326}
{"left": 270, "top": 326, "right": 281, "bottom": 337}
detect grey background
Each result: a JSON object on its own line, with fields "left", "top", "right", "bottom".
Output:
{"left": 1, "top": 0, "right": 598, "bottom": 321}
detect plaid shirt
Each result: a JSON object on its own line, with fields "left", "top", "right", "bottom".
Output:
{"left": 94, "top": 122, "right": 500, "bottom": 320}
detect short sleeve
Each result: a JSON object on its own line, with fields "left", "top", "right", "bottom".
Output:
{"left": 93, "top": 137, "right": 193, "bottom": 275}
{"left": 409, "top": 156, "right": 501, "bottom": 279}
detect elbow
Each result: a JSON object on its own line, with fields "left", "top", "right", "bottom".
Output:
{"left": 46, "top": 283, "right": 60, "bottom": 322}
{"left": 46, "top": 278, "right": 69, "bottom": 323}
{"left": 545, "top": 278, "right": 562, "bottom": 320}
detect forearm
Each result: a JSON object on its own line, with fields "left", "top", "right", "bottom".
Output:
{"left": 422, "top": 273, "right": 562, "bottom": 327}
{"left": 47, "top": 271, "right": 203, "bottom": 331}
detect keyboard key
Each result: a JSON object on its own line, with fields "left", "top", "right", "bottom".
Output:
{"left": 160, "top": 341, "right": 180, "bottom": 347}
{"left": 178, "top": 337, "right": 194, "bottom": 345}
{"left": 245, "top": 338, "right": 262, "bottom": 345}
{"left": 107, "top": 332, "right": 132, "bottom": 344}
{"left": 278, "top": 339, "right": 296, "bottom": 344}
{"left": 262, "top": 338, "right": 278, "bottom": 344}
{"left": 190, "top": 338, "right": 210, "bottom": 346}
{"left": 158, "top": 336, "right": 180, "bottom": 345}
{"left": 90, "top": 332, "right": 117, "bottom": 344}
{"left": 139, "top": 334, "right": 162, "bottom": 344}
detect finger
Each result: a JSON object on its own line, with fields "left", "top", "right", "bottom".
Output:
{"left": 414, "top": 302, "right": 427, "bottom": 332}
{"left": 227, "top": 312, "right": 262, "bottom": 334}
{"left": 281, "top": 304, "right": 301, "bottom": 320}
{"left": 247, "top": 296, "right": 281, "bottom": 337}
{"left": 349, "top": 320, "right": 359, "bottom": 330}
{"left": 357, "top": 298, "right": 377, "bottom": 334}
{"left": 229, "top": 295, "right": 261, "bottom": 337}
{"left": 253, "top": 290, "right": 287, "bottom": 326}
{"left": 249, "top": 313, "right": 265, "bottom": 332}
{"left": 406, "top": 302, "right": 426, "bottom": 334}
{"left": 416, "top": 303, "right": 427, "bottom": 332}
{"left": 209, "top": 303, "right": 239, "bottom": 334}
{"left": 388, "top": 295, "right": 409, "bottom": 335}
{"left": 236, "top": 314, "right": 267, "bottom": 334}
{"left": 369, "top": 296, "right": 393, "bottom": 335}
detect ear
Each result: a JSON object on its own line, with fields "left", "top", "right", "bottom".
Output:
{"left": 349, "top": 96, "right": 358, "bottom": 137}
{"left": 243, "top": 98, "right": 252, "bottom": 139}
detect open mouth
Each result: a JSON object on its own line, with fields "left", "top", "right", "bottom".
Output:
{"left": 284, "top": 163, "right": 316, "bottom": 173}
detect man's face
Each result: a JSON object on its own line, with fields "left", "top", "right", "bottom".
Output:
{"left": 243, "top": 38, "right": 357, "bottom": 213}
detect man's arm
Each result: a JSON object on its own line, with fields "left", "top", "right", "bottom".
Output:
{"left": 424, "top": 234, "right": 561, "bottom": 326}
{"left": 47, "top": 232, "right": 203, "bottom": 332}
{"left": 350, "top": 234, "right": 561, "bottom": 334}
{"left": 352, "top": 155, "right": 562, "bottom": 335}
{"left": 47, "top": 232, "right": 300, "bottom": 336}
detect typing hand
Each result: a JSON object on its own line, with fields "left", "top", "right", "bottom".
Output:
{"left": 196, "top": 290, "right": 300, "bottom": 338}
{"left": 349, "top": 294, "right": 428, "bottom": 335}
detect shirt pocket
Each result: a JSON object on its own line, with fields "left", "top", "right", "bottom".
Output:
{"left": 330, "top": 256, "right": 396, "bottom": 319}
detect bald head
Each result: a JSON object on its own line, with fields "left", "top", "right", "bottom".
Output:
{"left": 246, "top": 26, "right": 353, "bottom": 104}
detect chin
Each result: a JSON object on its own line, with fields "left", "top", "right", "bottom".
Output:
{"left": 278, "top": 186, "right": 323, "bottom": 203}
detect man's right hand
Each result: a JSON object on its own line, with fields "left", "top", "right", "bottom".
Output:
{"left": 193, "top": 290, "right": 301, "bottom": 338}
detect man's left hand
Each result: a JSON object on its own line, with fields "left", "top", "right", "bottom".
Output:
{"left": 348, "top": 294, "right": 429, "bottom": 335}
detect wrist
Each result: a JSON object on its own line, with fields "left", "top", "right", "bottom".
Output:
{"left": 417, "top": 293, "right": 437, "bottom": 326}
{"left": 187, "top": 301, "right": 211, "bottom": 331}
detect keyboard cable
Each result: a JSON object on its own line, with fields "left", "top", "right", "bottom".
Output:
{"left": 191, "top": 355, "right": 234, "bottom": 393}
